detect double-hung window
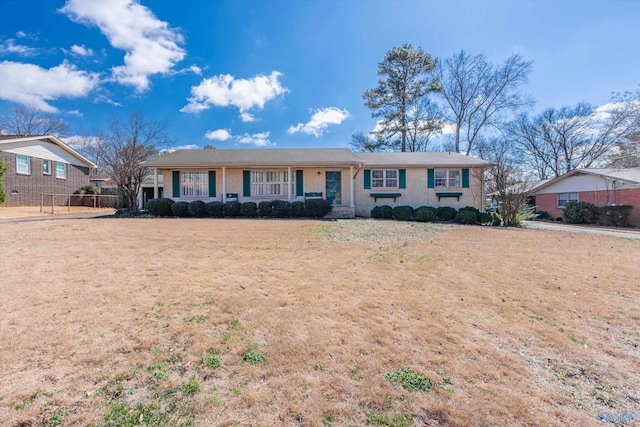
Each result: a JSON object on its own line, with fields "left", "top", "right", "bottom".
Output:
{"left": 181, "top": 171, "right": 208, "bottom": 197}
{"left": 434, "top": 169, "right": 461, "bottom": 188}
{"left": 251, "top": 170, "right": 293, "bottom": 197}
{"left": 56, "top": 162, "right": 67, "bottom": 179}
{"left": 43, "top": 160, "right": 51, "bottom": 175}
{"left": 17, "top": 155, "right": 30, "bottom": 175}
{"left": 557, "top": 192, "right": 578, "bottom": 208}
{"left": 371, "top": 169, "right": 398, "bottom": 189}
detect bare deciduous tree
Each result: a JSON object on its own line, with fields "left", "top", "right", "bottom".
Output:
{"left": 510, "top": 101, "right": 637, "bottom": 179}
{"left": 608, "top": 87, "right": 640, "bottom": 168}
{"left": 0, "top": 105, "right": 69, "bottom": 136}
{"left": 100, "top": 110, "right": 171, "bottom": 210}
{"left": 438, "top": 50, "right": 533, "bottom": 155}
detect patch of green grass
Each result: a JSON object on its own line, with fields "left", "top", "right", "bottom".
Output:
{"left": 314, "top": 363, "right": 329, "bottom": 371}
{"left": 322, "top": 412, "right": 334, "bottom": 426}
{"left": 349, "top": 366, "right": 362, "bottom": 381}
{"left": 242, "top": 343, "right": 266, "bottom": 365}
{"left": 187, "top": 315, "right": 206, "bottom": 324}
{"left": 367, "top": 412, "right": 414, "bottom": 427}
{"left": 181, "top": 375, "right": 200, "bottom": 397}
{"left": 385, "top": 366, "right": 432, "bottom": 392}
{"left": 204, "top": 351, "right": 222, "bottom": 369}
{"left": 43, "top": 406, "right": 66, "bottom": 427}
{"left": 148, "top": 363, "right": 169, "bottom": 381}
{"left": 15, "top": 392, "right": 38, "bottom": 410}
{"left": 439, "top": 385, "right": 455, "bottom": 393}
{"left": 228, "top": 316, "right": 241, "bottom": 330}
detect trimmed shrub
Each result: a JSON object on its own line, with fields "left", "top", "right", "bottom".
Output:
{"left": 535, "top": 210, "right": 550, "bottom": 219}
{"left": 290, "top": 201, "right": 306, "bottom": 217}
{"left": 147, "top": 197, "right": 175, "bottom": 216}
{"left": 414, "top": 206, "right": 436, "bottom": 222}
{"left": 378, "top": 205, "right": 393, "bottom": 219}
{"left": 240, "top": 202, "right": 258, "bottom": 217}
{"left": 305, "top": 199, "right": 332, "bottom": 217}
{"left": 205, "top": 201, "right": 224, "bottom": 217}
{"left": 491, "top": 212, "right": 502, "bottom": 226}
{"left": 271, "top": 200, "right": 291, "bottom": 218}
{"left": 223, "top": 201, "right": 241, "bottom": 217}
{"left": 597, "top": 205, "right": 633, "bottom": 227}
{"left": 436, "top": 206, "right": 457, "bottom": 221}
{"left": 455, "top": 210, "right": 477, "bottom": 224}
{"left": 392, "top": 205, "right": 414, "bottom": 221}
{"left": 563, "top": 201, "right": 598, "bottom": 224}
{"left": 371, "top": 206, "right": 383, "bottom": 219}
{"left": 478, "top": 212, "right": 492, "bottom": 225}
{"left": 171, "top": 201, "right": 190, "bottom": 217}
{"left": 459, "top": 206, "right": 480, "bottom": 217}
{"left": 188, "top": 200, "right": 206, "bottom": 217}
{"left": 257, "top": 201, "right": 273, "bottom": 217}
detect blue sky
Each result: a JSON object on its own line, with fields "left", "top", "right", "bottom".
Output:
{"left": 0, "top": 0, "right": 638, "bottom": 150}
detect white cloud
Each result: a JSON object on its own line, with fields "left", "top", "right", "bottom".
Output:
{"left": 70, "top": 44, "right": 94, "bottom": 56}
{"left": 160, "top": 144, "right": 199, "bottom": 153}
{"left": 0, "top": 60, "right": 100, "bottom": 112}
{"left": 236, "top": 131, "right": 274, "bottom": 147}
{"left": 60, "top": 0, "right": 185, "bottom": 92}
{"left": 288, "top": 107, "right": 350, "bottom": 137}
{"left": 0, "top": 39, "right": 39, "bottom": 56}
{"left": 204, "top": 129, "right": 232, "bottom": 141}
{"left": 181, "top": 71, "right": 288, "bottom": 121}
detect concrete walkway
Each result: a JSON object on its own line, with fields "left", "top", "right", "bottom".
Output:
{"left": 525, "top": 221, "right": 640, "bottom": 240}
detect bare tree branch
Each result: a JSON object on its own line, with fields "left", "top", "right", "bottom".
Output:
{"left": 0, "top": 105, "right": 69, "bottom": 136}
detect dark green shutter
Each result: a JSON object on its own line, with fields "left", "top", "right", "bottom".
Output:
{"left": 242, "top": 170, "right": 251, "bottom": 197}
{"left": 296, "top": 170, "right": 303, "bottom": 196}
{"left": 208, "top": 170, "right": 216, "bottom": 197}
{"left": 427, "top": 169, "right": 435, "bottom": 188}
{"left": 172, "top": 171, "right": 180, "bottom": 197}
{"left": 364, "top": 169, "right": 371, "bottom": 189}
{"left": 399, "top": 169, "right": 406, "bottom": 189}
{"left": 462, "top": 168, "right": 470, "bottom": 188}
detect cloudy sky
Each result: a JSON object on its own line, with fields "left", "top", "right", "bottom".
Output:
{"left": 0, "top": 0, "right": 638, "bottom": 149}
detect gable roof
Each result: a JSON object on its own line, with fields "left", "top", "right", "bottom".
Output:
{"left": 141, "top": 148, "right": 493, "bottom": 168}
{"left": 534, "top": 168, "right": 640, "bottom": 193}
{"left": 142, "top": 148, "right": 360, "bottom": 167}
{"left": 355, "top": 151, "right": 494, "bottom": 168}
{"left": 0, "top": 134, "right": 97, "bottom": 168}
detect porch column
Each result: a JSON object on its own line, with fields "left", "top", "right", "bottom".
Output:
{"left": 153, "top": 168, "right": 158, "bottom": 199}
{"left": 222, "top": 167, "right": 227, "bottom": 202}
{"left": 287, "top": 166, "right": 292, "bottom": 202}
{"left": 349, "top": 166, "right": 355, "bottom": 208}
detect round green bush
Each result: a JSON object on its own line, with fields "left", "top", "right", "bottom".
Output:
{"left": 271, "top": 200, "right": 291, "bottom": 218}
{"left": 414, "top": 206, "right": 436, "bottom": 222}
{"left": 491, "top": 212, "right": 502, "bottom": 226}
{"left": 147, "top": 197, "right": 175, "bottom": 216}
{"left": 392, "top": 205, "right": 414, "bottom": 221}
{"left": 305, "top": 199, "right": 332, "bottom": 217}
{"left": 223, "top": 201, "right": 241, "bottom": 217}
{"left": 205, "top": 201, "right": 224, "bottom": 217}
{"left": 371, "top": 206, "right": 383, "bottom": 219}
{"left": 455, "top": 210, "right": 477, "bottom": 224}
{"left": 563, "top": 201, "right": 598, "bottom": 224}
{"left": 478, "top": 212, "right": 492, "bottom": 225}
{"left": 171, "top": 201, "right": 190, "bottom": 217}
{"left": 290, "top": 201, "right": 306, "bottom": 217}
{"left": 257, "top": 201, "right": 273, "bottom": 217}
{"left": 436, "top": 206, "right": 457, "bottom": 221}
{"left": 188, "top": 200, "right": 206, "bottom": 217}
{"left": 240, "top": 202, "right": 257, "bottom": 217}
{"left": 459, "top": 206, "right": 480, "bottom": 217}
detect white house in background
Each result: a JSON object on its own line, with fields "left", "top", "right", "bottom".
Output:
{"left": 140, "top": 148, "right": 493, "bottom": 218}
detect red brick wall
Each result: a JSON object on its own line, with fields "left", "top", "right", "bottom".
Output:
{"left": 536, "top": 189, "right": 640, "bottom": 226}
{"left": 1, "top": 152, "right": 92, "bottom": 206}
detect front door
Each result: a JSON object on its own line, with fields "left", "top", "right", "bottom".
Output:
{"left": 325, "top": 171, "right": 341, "bottom": 205}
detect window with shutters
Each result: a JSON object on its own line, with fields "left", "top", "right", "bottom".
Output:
{"left": 434, "top": 169, "right": 461, "bottom": 188}
{"left": 371, "top": 169, "right": 398, "bottom": 188}
{"left": 181, "top": 171, "right": 208, "bottom": 197}
{"left": 251, "top": 170, "right": 294, "bottom": 197}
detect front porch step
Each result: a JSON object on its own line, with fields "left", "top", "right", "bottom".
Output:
{"left": 324, "top": 206, "right": 355, "bottom": 219}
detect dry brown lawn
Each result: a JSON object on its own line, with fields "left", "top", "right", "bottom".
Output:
{"left": 0, "top": 218, "right": 638, "bottom": 427}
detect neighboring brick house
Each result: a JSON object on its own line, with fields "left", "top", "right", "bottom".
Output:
{"left": 0, "top": 135, "right": 96, "bottom": 207}
{"left": 534, "top": 168, "right": 640, "bottom": 226}
{"left": 140, "top": 148, "right": 493, "bottom": 218}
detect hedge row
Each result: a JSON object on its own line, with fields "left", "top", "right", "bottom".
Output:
{"left": 563, "top": 201, "right": 633, "bottom": 227}
{"left": 146, "top": 198, "right": 332, "bottom": 218}
{"left": 371, "top": 204, "right": 501, "bottom": 226}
